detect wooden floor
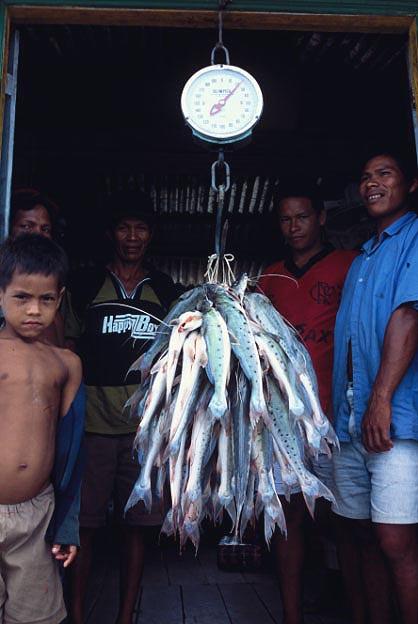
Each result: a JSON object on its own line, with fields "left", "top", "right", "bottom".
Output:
{"left": 82, "top": 528, "right": 352, "bottom": 624}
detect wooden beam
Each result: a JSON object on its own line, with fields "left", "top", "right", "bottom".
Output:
{"left": 8, "top": 7, "right": 414, "bottom": 34}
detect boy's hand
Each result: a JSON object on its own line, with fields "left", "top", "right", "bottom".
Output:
{"left": 51, "top": 544, "right": 78, "bottom": 568}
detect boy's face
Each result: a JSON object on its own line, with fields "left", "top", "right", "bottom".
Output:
{"left": 0, "top": 271, "right": 63, "bottom": 341}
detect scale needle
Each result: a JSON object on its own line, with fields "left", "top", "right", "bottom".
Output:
{"left": 209, "top": 81, "right": 242, "bottom": 116}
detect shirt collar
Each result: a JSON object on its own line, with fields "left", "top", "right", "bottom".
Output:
{"left": 283, "top": 242, "right": 334, "bottom": 278}
{"left": 362, "top": 211, "right": 417, "bottom": 254}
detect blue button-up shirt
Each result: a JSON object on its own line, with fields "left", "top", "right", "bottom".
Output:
{"left": 333, "top": 211, "right": 418, "bottom": 442}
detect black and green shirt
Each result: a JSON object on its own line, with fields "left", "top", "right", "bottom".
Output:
{"left": 65, "top": 267, "right": 181, "bottom": 435}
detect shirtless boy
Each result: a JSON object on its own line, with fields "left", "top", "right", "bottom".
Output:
{"left": 0, "top": 233, "right": 83, "bottom": 624}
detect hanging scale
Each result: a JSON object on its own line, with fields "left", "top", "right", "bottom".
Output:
{"left": 180, "top": 1, "right": 263, "bottom": 271}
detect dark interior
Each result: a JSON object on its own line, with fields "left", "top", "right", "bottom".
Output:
{"left": 12, "top": 24, "right": 414, "bottom": 282}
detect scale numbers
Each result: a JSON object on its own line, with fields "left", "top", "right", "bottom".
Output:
{"left": 181, "top": 64, "right": 263, "bottom": 143}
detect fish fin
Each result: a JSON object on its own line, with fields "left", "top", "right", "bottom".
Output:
{"left": 249, "top": 401, "right": 272, "bottom": 431}
{"left": 163, "top": 436, "right": 181, "bottom": 463}
{"left": 324, "top": 423, "right": 340, "bottom": 450}
{"left": 204, "top": 359, "right": 215, "bottom": 385}
{"left": 161, "top": 509, "right": 175, "bottom": 537}
{"left": 301, "top": 472, "right": 335, "bottom": 518}
{"left": 150, "top": 357, "right": 167, "bottom": 375}
{"left": 319, "top": 438, "right": 332, "bottom": 458}
{"left": 212, "top": 491, "right": 223, "bottom": 524}
{"left": 128, "top": 353, "right": 145, "bottom": 375}
{"left": 159, "top": 409, "right": 171, "bottom": 436}
{"left": 124, "top": 480, "right": 152, "bottom": 514}
{"left": 227, "top": 329, "right": 239, "bottom": 345}
{"left": 134, "top": 425, "right": 149, "bottom": 449}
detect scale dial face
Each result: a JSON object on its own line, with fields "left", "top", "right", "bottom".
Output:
{"left": 181, "top": 64, "right": 263, "bottom": 142}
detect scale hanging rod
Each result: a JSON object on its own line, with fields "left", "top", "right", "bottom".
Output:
{"left": 212, "top": 148, "right": 230, "bottom": 259}
{"left": 211, "top": 0, "right": 231, "bottom": 65}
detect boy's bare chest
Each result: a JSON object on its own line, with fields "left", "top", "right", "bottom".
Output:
{"left": 0, "top": 345, "right": 66, "bottom": 392}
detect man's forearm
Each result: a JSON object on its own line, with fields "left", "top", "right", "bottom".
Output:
{"left": 372, "top": 305, "right": 418, "bottom": 400}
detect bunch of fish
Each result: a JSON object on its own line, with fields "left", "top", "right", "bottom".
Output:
{"left": 125, "top": 274, "right": 338, "bottom": 549}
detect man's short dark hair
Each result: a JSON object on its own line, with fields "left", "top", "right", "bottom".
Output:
{"left": 0, "top": 234, "right": 68, "bottom": 290}
{"left": 360, "top": 148, "right": 418, "bottom": 185}
{"left": 277, "top": 181, "right": 324, "bottom": 215}
{"left": 106, "top": 190, "right": 156, "bottom": 230}
{"left": 11, "top": 189, "right": 58, "bottom": 230}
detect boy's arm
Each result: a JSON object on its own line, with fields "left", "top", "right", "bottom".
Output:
{"left": 60, "top": 350, "right": 83, "bottom": 418}
{"left": 48, "top": 355, "right": 85, "bottom": 564}
{"left": 51, "top": 488, "right": 81, "bottom": 567}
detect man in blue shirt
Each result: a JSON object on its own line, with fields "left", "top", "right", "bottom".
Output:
{"left": 333, "top": 151, "right": 418, "bottom": 624}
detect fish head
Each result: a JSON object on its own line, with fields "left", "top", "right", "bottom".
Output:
{"left": 197, "top": 298, "right": 213, "bottom": 314}
{"left": 177, "top": 310, "right": 203, "bottom": 332}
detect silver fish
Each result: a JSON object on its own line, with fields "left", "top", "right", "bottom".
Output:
{"left": 125, "top": 411, "right": 165, "bottom": 513}
{"left": 267, "top": 378, "right": 334, "bottom": 517}
{"left": 165, "top": 310, "right": 203, "bottom": 405}
{"left": 167, "top": 333, "right": 207, "bottom": 457}
{"left": 135, "top": 286, "right": 205, "bottom": 381}
{"left": 231, "top": 372, "right": 252, "bottom": 534}
{"left": 254, "top": 332, "right": 305, "bottom": 417}
{"left": 252, "top": 421, "right": 287, "bottom": 544}
{"left": 231, "top": 273, "right": 248, "bottom": 301}
{"left": 134, "top": 353, "right": 168, "bottom": 447}
{"left": 216, "top": 415, "right": 236, "bottom": 525}
{"left": 201, "top": 306, "right": 231, "bottom": 423}
{"left": 211, "top": 288, "right": 267, "bottom": 427}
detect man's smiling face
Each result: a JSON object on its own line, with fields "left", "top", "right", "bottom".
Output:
{"left": 359, "top": 154, "right": 418, "bottom": 227}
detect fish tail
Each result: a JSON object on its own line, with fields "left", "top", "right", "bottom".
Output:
{"left": 183, "top": 520, "right": 201, "bottom": 552}
{"left": 161, "top": 509, "right": 175, "bottom": 537}
{"left": 212, "top": 491, "right": 224, "bottom": 524}
{"left": 263, "top": 496, "right": 287, "bottom": 546}
{"left": 124, "top": 480, "right": 152, "bottom": 514}
{"left": 324, "top": 423, "right": 340, "bottom": 450}
{"left": 289, "top": 395, "right": 305, "bottom": 418}
{"left": 239, "top": 503, "right": 255, "bottom": 540}
{"left": 207, "top": 394, "right": 228, "bottom": 423}
{"left": 218, "top": 494, "right": 236, "bottom": 525}
{"left": 249, "top": 394, "right": 272, "bottom": 430}
{"left": 301, "top": 472, "right": 335, "bottom": 518}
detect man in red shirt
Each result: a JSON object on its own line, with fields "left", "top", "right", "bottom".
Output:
{"left": 259, "top": 187, "right": 357, "bottom": 624}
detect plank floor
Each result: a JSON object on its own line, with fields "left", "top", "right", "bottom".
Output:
{"left": 82, "top": 529, "right": 352, "bottom": 624}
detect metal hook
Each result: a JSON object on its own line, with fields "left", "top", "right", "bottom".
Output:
{"left": 211, "top": 42, "right": 230, "bottom": 65}
{"left": 211, "top": 154, "right": 231, "bottom": 193}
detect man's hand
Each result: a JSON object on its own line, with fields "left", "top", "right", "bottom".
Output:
{"left": 362, "top": 392, "right": 394, "bottom": 453}
{"left": 52, "top": 544, "right": 78, "bottom": 568}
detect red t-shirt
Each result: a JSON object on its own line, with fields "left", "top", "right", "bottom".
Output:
{"left": 258, "top": 246, "right": 357, "bottom": 418}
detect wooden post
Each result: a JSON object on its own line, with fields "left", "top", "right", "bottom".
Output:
{"left": 409, "top": 18, "right": 418, "bottom": 160}
{"left": 0, "top": 5, "right": 9, "bottom": 157}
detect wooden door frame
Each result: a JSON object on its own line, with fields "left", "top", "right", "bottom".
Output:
{"left": 0, "top": 5, "right": 417, "bottom": 159}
